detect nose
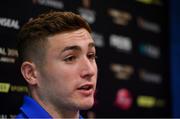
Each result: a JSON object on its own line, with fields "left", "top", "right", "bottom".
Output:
{"left": 80, "top": 57, "right": 97, "bottom": 80}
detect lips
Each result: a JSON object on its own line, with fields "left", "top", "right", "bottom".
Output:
{"left": 77, "top": 83, "right": 94, "bottom": 96}
{"left": 78, "top": 84, "right": 93, "bottom": 90}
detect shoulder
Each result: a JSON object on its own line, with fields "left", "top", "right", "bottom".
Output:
{"left": 16, "top": 95, "right": 52, "bottom": 118}
{"left": 16, "top": 112, "right": 27, "bottom": 118}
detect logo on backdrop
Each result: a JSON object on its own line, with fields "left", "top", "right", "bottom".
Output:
{"left": 0, "top": 82, "right": 28, "bottom": 93}
{"left": 108, "top": 8, "right": 132, "bottom": 26}
{"left": 32, "top": 0, "right": 64, "bottom": 9}
{"left": 78, "top": 8, "right": 96, "bottom": 24}
{"left": 139, "top": 69, "right": 162, "bottom": 84}
{"left": 91, "top": 32, "right": 105, "bottom": 48}
{"left": 81, "top": 0, "right": 91, "bottom": 9}
{"left": 110, "top": 34, "right": 132, "bottom": 53}
{"left": 139, "top": 43, "right": 160, "bottom": 59}
{"left": 110, "top": 63, "right": 134, "bottom": 80}
{"left": 0, "top": 47, "right": 18, "bottom": 63}
{"left": 137, "top": 95, "right": 165, "bottom": 108}
{"left": 136, "top": 0, "right": 163, "bottom": 6}
{"left": 0, "top": 82, "right": 10, "bottom": 93}
{"left": 0, "top": 17, "right": 20, "bottom": 30}
{"left": 78, "top": 0, "right": 96, "bottom": 24}
{"left": 114, "top": 88, "right": 133, "bottom": 110}
{"left": 137, "top": 17, "right": 161, "bottom": 34}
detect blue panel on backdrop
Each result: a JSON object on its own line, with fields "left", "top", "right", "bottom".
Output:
{"left": 170, "top": 0, "right": 180, "bottom": 117}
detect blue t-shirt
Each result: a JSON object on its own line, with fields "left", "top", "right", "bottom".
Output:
{"left": 16, "top": 95, "right": 84, "bottom": 119}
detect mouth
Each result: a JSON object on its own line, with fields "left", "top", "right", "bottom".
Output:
{"left": 77, "top": 83, "right": 94, "bottom": 96}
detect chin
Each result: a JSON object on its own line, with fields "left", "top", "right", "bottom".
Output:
{"left": 79, "top": 98, "right": 94, "bottom": 110}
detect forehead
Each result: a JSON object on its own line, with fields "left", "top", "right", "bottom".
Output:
{"left": 48, "top": 29, "right": 94, "bottom": 52}
{"left": 61, "top": 28, "right": 92, "bottom": 40}
{"left": 47, "top": 28, "right": 94, "bottom": 49}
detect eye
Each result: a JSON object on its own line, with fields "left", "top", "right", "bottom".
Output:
{"left": 87, "top": 53, "right": 97, "bottom": 60}
{"left": 64, "top": 55, "right": 77, "bottom": 63}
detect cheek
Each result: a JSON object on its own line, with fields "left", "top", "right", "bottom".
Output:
{"left": 51, "top": 67, "right": 79, "bottom": 88}
{"left": 43, "top": 62, "right": 81, "bottom": 89}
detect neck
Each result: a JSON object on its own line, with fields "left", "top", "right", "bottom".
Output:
{"left": 45, "top": 106, "right": 80, "bottom": 118}
{"left": 31, "top": 94, "right": 80, "bottom": 118}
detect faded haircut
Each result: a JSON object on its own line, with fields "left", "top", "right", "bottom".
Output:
{"left": 17, "top": 11, "right": 92, "bottom": 67}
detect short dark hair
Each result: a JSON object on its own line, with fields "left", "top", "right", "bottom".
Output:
{"left": 17, "top": 11, "right": 92, "bottom": 66}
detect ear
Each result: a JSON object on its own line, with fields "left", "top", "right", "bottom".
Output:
{"left": 21, "top": 61, "right": 38, "bottom": 85}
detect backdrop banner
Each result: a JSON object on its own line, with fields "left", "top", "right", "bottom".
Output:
{"left": 0, "top": 0, "right": 171, "bottom": 118}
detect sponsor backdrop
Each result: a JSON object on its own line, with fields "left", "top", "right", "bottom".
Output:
{"left": 0, "top": 0, "right": 171, "bottom": 118}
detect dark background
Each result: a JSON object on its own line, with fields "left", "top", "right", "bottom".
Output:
{"left": 0, "top": 0, "right": 178, "bottom": 118}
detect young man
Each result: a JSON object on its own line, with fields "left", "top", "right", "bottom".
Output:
{"left": 16, "top": 11, "right": 98, "bottom": 118}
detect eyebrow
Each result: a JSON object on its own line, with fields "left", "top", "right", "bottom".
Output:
{"left": 88, "top": 42, "right": 95, "bottom": 48}
{"left": 61, "top": 45, "right": 81, "bottom": 53}
{"left": 61, "top": 42, "right": 95, "bottom": 53}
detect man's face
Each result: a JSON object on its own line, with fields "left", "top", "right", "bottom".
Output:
{"left": 37, "top": 28, "right": 98, "bottom": 111}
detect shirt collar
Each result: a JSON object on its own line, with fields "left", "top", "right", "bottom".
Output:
{"left": 20, "top": 95, "right": 52, "bottom": 118}
{"left": 20, "top": 95, "right": 84, "bottom": 119}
